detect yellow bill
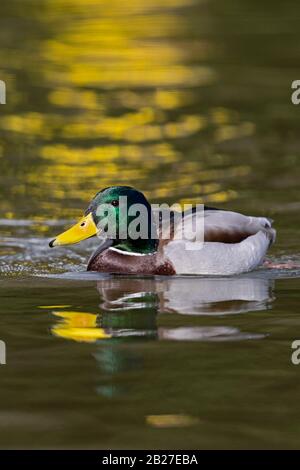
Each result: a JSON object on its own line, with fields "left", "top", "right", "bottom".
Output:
{"left": 49, "top": 212, "right": 98, "bottom": 247}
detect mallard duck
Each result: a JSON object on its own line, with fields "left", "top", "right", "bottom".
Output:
{"left": 49, "top": 186, "right": 276, "bottom": 275}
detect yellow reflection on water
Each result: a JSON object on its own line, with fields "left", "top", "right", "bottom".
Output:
{"left": 146, "top": 414, "right": 199, "bottom": 428}
{"left": 52, "top": 311, "right": 111, "bottom": 343}
{"left": 0, "top": 0, "right": 249, "bottom": 219}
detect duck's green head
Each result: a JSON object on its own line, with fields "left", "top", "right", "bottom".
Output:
{"left": 49, "top": 186, "right": 158, "bottom": 254}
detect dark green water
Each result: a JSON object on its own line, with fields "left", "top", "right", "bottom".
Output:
{"left": 0, "top": 0, "right": 300, "bottom": 449}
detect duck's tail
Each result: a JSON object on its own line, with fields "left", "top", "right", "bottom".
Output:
{"left": 261, "top": 217, "right": 276, "bottom": 246}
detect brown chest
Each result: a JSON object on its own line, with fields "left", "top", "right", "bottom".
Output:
{"left": 87, "top": 248, "right": 175, "bottom": 275}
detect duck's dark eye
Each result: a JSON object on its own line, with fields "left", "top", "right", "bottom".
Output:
{"left": 80, "top": 222, "right": 86, "bottom": 227}
{"left": 111, "top": 200, "right": 119, "bottom": 207}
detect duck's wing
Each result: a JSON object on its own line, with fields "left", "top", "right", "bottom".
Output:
{"left": 174, "top": 208, "right": 276, "bottom": 244}
{"left": 160, "top": 207, "right": 276, "bottom": 275}
{"left": 203, "top": 209, "right": 275, "bottom": 244}
{"left": 153, "top": 206, "right": 275, "bottom": 244}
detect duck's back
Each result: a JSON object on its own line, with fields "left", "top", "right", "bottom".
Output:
{"left": 163, "top": 209, "right": 276, "bottom": 275}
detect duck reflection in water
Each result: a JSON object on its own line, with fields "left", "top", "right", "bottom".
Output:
{"left": 51, "top": 276, "right": 273, "bottom": 396}
{"left": 52, "top": 276, "right": 273, "bottom": 344}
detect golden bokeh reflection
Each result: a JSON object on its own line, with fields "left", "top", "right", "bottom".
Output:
{"left": 52, "top": 311, "right": 112, "bottom": 343}
{"left": 0, "top": 0, "right": 253, "bottom": 222}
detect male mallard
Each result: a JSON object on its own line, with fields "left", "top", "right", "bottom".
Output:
{"left": 49, "top": 186, "right": 276, "bottom": 275}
